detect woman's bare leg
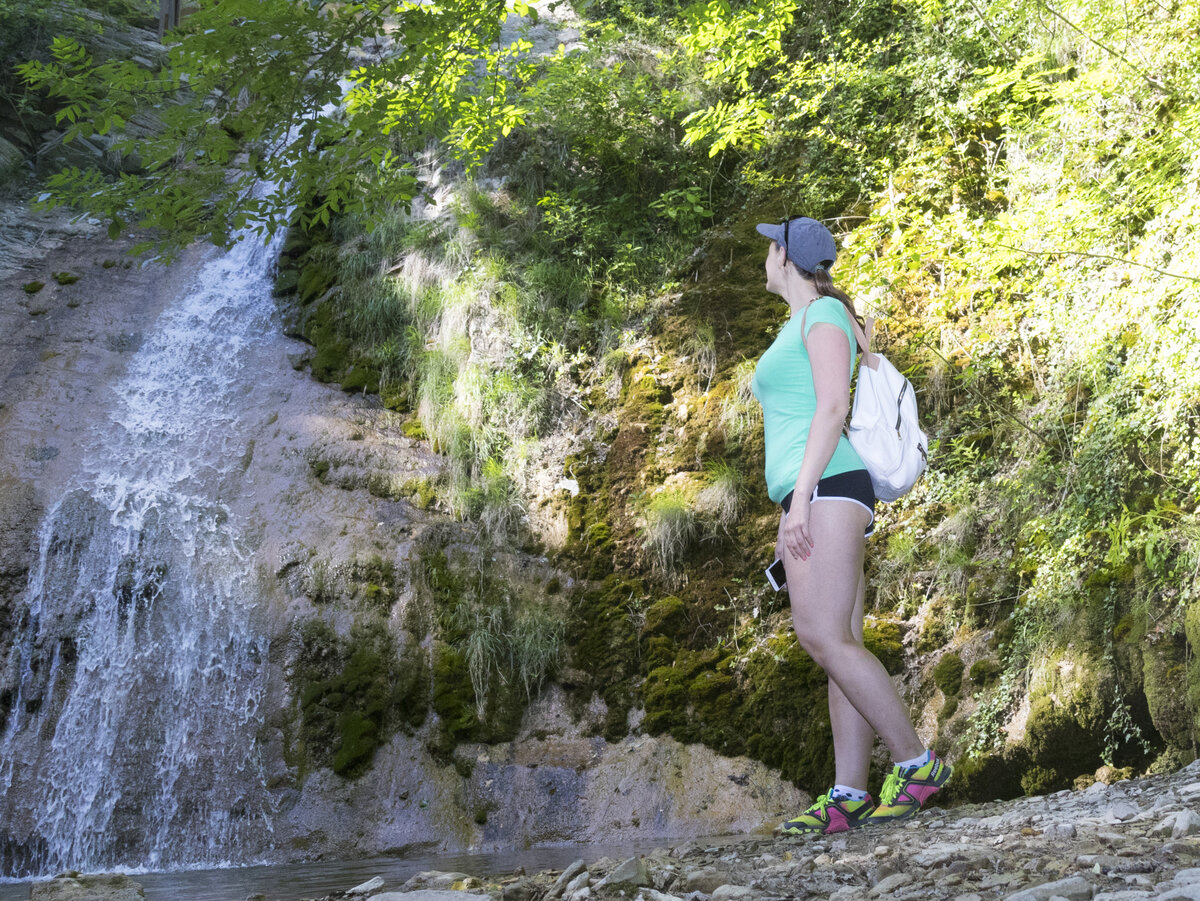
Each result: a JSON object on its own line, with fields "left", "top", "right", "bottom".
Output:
{"left": 827, "top": 573, "right": 874, "bottom": 790}
{"left": 783, "top": 499, "right": 924, "bottom": 763}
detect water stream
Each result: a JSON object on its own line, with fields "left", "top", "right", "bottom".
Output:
{"left": 0, "top": 228, "right": 286, "bottom": 877}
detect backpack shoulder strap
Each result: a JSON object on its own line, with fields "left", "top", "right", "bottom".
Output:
{"left": 849, "top": 314, "right": 881, "bottom": 371}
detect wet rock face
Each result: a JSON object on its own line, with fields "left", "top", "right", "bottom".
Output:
{"left": 0, "top": 478, "right": 39, "bottom": 670}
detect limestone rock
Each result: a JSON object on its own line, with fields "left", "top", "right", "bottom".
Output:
{"left": 635, "top": 891, "right": 683, "bottom": 901}
{"left": 711, "top": 887, "right": 754, "bottom": 901}
{"left": 563, "top": 871, "right": 590, "bottom": 896}
{"left": 401, "top": 872, "right": 475, "bottom": 892}
{"left": 683, "top": 867, "right": 736, "bottom": 894}
{"left": 547, "top": 861, "right": 587, "bottom": 899}
{"left": 870, "top": 872, "right": 914, "bottom": 896}
{"left": 593, "top": 856, "right": 649, "bottom": 890}
{"left": 30, "top": 873, "right": 145, "bottom": 901}
{"left": 1175, "top": 811, "right": 1200, "bottom": 838}
{"left": 1003, "top": 875, "right": 1094, "bottom": 900}
{"left": 349, "top": 876, "right": 386, "bottom": 894}
{"left": 372, "top": 893, "right": 490, "bottom": 901}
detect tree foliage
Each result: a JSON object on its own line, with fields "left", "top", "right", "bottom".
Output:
{"left": 17, "top": 0, "right": 533, "bottom": 256}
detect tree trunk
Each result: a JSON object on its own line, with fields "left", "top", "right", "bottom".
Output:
{"left": 158, "top": 0, "right": 181, "bottom": 39}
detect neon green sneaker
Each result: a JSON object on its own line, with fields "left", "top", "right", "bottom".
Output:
{"left": 868, "top": 753, "right": 952, "bottom": 824}
{"left": 777, "top": 789, "right": 877, "bottom": 835}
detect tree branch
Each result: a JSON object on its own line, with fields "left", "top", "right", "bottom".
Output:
{"left": 987, "top": 241, "right": 1200, "bottom": 284}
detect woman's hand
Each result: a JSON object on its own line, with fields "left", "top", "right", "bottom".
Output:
{"left": 782, "top": 493, "right": 815, "bottom": 561}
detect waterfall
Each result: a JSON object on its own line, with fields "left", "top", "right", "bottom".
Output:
{"left": 0, "top": 228, "right": 286, "bottom": 878}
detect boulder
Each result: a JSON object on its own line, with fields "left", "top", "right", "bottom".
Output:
{"left": 30, "top": 873, "right": 145, "bottom": 901}
{"left": 1003, "top": 875, "right": 1094, "bottom": 901}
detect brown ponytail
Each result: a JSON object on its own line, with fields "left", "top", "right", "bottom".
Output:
{"left": 804, "top": 266, "right": 865, "bottom": 330}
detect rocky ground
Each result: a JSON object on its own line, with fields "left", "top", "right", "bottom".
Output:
{"left": 27, "top": 760, "right": 1200, "bottom": 901}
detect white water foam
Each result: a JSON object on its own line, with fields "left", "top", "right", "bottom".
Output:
{"left": 0, "top": 228, "right": 286, "bottom": 877}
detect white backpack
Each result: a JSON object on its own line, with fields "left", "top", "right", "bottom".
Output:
{"left": 845, "top": 317, "right": 928, "bottom": 502}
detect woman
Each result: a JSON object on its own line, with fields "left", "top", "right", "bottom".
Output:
{"left": 751, "top": 216, "right": 950, "bottom": 834}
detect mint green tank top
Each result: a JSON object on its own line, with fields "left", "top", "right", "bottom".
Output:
{"left": 750, "top": 296, "right": 865, "bottom": 503}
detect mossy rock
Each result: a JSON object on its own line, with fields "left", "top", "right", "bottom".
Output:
{"left": 741, "top": 631, "right": 834, "bottom": 789}
{"left": 402, "top": 417, "right": 428, "bottom": 441}
{"left": 933, "top": 652, "right": 964, "bottom": 697}
{"left": 1142, "top": 642, "right": 1191, "bottom": 750}
{"left": 915, "top": 597, "right": 958, "bottom": 653}
{"left": 341, "top": 361, "right": 381, "bottom": 394}
{"left": 298, "top": 261, "right": 336, "bottom": 305}
{"left": 1184, "top": 599, "right": 1200, "bottom": 741}
{"left": 305, "top": 302, "right": 352, "bottom": 383}
{"left": 863, "top": 619, "right": 904, "bottom": 675}
{"left": 382, "top": 384, "right": 411, "bottom": 413}
{"left": 565, "top": 574, "right": 644, "bottom": 738}
{"left": 289, "top": 619, "right": 425, "bottom": 779}
{"left": 946, "top": 746, "right": 1030, "bottom": 803}
{"left": 273, "top": 267, "right": 300, "bottom": 297}
{"left": 1024, "top": 694, "right": 1104, "bottom": 781}
{"left": 643, "top": 595, "right": 687, "bottom": 637}
{"left": 970, "top": 658, "right": 1001, "bottom": 687}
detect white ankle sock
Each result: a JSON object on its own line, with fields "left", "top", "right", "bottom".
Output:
{"left": 830, "top": 784, "right": 869, "bottom": 801}
{"left": 895, "top": 749, "right": 932, "bottom": 770}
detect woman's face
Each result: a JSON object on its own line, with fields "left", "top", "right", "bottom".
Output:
{"left": 764, "top": 241, "right": 788, "bottom": 296}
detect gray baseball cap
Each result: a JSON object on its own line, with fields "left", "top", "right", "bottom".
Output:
{"left": 756, "top": 217, "right": 837, "bottom": 273}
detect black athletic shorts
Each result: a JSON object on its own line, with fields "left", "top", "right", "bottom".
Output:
{"left": 781, "top": 468, "right": 876, "bottom": 538}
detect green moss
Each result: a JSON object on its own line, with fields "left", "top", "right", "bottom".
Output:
{"left": 863, "top": 620, "right": 904, "bottom": 675}
{"left": 643, "top": 596, "right": 686, "bottom": 637}
{"left": 310, "top": 458, "right": 331, "bottom": 482}
{"left": 565, "top": 574, "right": 644, "bottom": 740}
{"left": 933, "top": 652, "right": 965, "bottom": 697}
{"left": 1142, "top": 644, "right": 1192, "bottom": 750}
{"left": 305, "top": 301, "right": 352, "bottom": 383}
{"left": 273, "top": 267, "right": 300, "bottom": 297}
{"left": 289, "top": 618, "right": 426, "bottom": 779}
{"left": 741, "top": 631, "right": 834, "bottom": 789}
{"left": 52, "top": 271, "right": 79, "bottom": 285}
{"left": 381, "top": 384, "right": 410, "bottom": 412}
{"left": 970, "top": 658, "right": 1001, "bottom": 687}
{"left": 402, "top": 417, "right": 428, "bottom": 440}
{"left": 22, "top": 281, "right": 44, "bottom": 294}
{"left": 915, "top": 598, "right": 958, "bottom": 654}
{"left": 431, "top": 641, "right": 478, "bottom": 758}
{"left": 1023, "top": 693, "right": 1104, "bottom": 786}
{"left": 947, "top": 746, "right": 1030, "bottom": 803}
{"left": 341, "top": 361, "right": 381, "bottom": 394}
{"left": 1184, "top": 599, "right": 1200, "bottom": 741}
{"left": 940, "top": 695, "right": 959, "bottom": 721}
{"left": 298, "top": 261, "right": 336, "bottom": 305}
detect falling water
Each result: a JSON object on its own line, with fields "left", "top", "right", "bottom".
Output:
{"left": 0, "top": 228, "right": 286, "bottom": 877}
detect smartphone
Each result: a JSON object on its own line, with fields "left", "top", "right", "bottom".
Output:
{"left": 765, "top": 558, "right": 787, "bottom": 591}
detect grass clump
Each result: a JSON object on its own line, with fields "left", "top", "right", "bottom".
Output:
{"left": 641, "top": 487, "right": 698, "bottom": 580}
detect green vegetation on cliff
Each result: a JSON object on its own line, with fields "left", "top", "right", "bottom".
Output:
{"left": 17, "top": 0, "right": 1200, "bottom": 797}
